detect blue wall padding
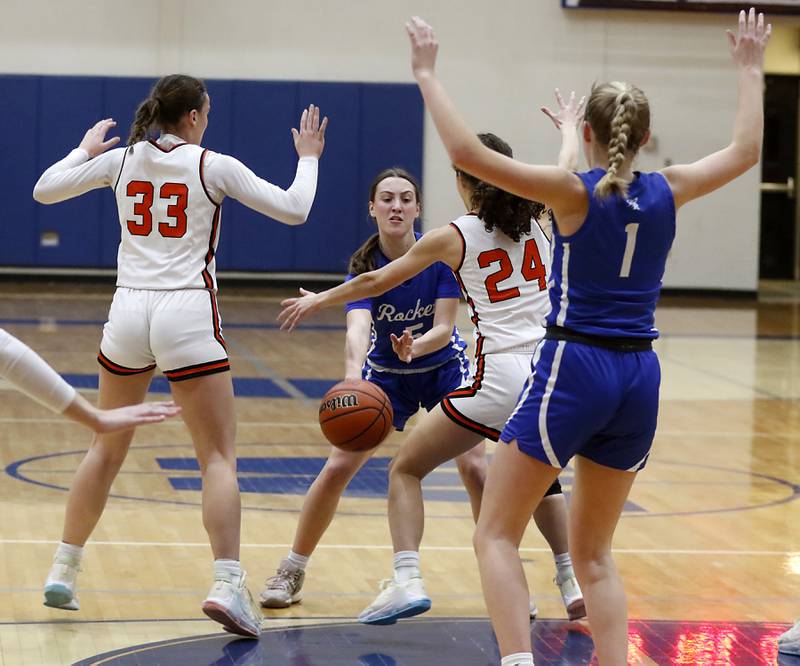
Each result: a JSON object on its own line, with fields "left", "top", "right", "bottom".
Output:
{"left": 0, "top": 74, "right": 423, "bottom": 274}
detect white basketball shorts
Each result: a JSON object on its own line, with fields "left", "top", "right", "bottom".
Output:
{"left": 440, "top": 351, "right": 533, "bottom": 441}
{"left": 98, "top": 287, "right": 229, "bottom": 382}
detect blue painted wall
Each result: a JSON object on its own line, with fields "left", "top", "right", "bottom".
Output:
{"left": 0, "top": 75, "right": 423, "bottom": 274}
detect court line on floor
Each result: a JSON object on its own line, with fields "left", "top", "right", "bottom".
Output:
{"left": 1, "top": 539, "right": 797, "bottom": 556}
{"left": 1, "top": 415, "right": 800, "bottom": 439}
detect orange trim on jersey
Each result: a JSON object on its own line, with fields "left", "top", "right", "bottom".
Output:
{"left": 208, "top": 291, "right": 227, "bottom": 350}
{"left": 449, "top": 222, "right": 466, "bottom": 272}
{"left": 97, "top": 351, "right": 156, "bottom": 376}
{"left": 147, "top": 139, "right": 190, "bottom": 153}
{"left": 199, "top": 148, "right": 221, "bottom": 206}
{"left": 200, "top": 206, "right": 222, "bottom": 290}
{"left": 164, "top": 358, "right": 230, "bottom": 382}
{"left": 440, "top": 397, "right": 500, "bottom": 441}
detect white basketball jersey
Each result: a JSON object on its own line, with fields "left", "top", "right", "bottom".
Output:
{"left": 114, "top": 141, "right": 220, "bottom": 290}
{"left": 450, "top": 214, "right": 551, "bottom": 355}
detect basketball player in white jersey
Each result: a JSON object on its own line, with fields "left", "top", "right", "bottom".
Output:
{"left": 279, "top": 96, "right": 586, "bottom": 625}
{"left": 0, "top": 329, "right": 180, "bottom": 431}
{"left": 32, "top": 74, "right": 327, "bottom": 637}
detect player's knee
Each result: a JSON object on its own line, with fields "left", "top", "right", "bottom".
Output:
{"left": 319, "top": 456, "right": 361, "bottom": 490}
{"left": 571, "top": 546, "right": 614, "bottom": 582}
{"left": 456, "top": 457, "right": 486, "bottom": 493}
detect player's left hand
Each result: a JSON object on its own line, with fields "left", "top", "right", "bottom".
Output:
{"left": 406, "top": 16, "right": 438, "bottom": 80}
{"left": 541, "top": 89, "right": 586, "bottom": 131}
{"left": 79, "top": 119, "right": 120, "bottom": 158}
{"left": 278, "top": 288, "right": 320, "bottom": 331}
{"left": 93, "top": 401, "right": 181, "bottom": 434}
{"left": 390, "top": 329, "right": 415, "bottom": 363}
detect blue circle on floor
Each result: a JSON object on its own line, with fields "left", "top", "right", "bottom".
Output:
{"left": 73, "top": 617, "right": 795, "bottom": 665}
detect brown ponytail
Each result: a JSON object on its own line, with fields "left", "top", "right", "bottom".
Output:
{"left": 128, "top": 98, "right": 160, "bottom": 146}
{"left": 126, "top": 74, "right": 207, "bottom": 148}
{"left": 348, "top": 233, "right": 381, "bottom": 275}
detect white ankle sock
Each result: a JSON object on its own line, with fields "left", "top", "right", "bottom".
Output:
{"left": 214, "top": 559, "right": 243, "bottom": 584}
{"left": 554, "top": 552, "right": 573, "bottom": 577}
{"left": 55, "top": 542, "right": 83, "bottom": 565}
{"left": 501, "top": 652, "right": 534, "bottom": 666}
{"left": 393, "top": 550, "right": 420, "bottom": 583}
{"left": 286, "top": 550, "right": 309, "bottom": 571}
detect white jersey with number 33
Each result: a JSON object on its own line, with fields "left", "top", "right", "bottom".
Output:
{"left": 115, "top": 141, "right": 220, "bottom": 291}
{"left": 450, "top": 214, "right": 551, "bottom": 355}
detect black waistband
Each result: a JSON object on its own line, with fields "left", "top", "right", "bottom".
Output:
{"left": 544, "top": 326, "right": 653, "bottom": 352}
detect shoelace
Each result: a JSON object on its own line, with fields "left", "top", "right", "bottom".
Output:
{"left": 377, "top": 578, "right": 396, "bottom": 592}
{"left": 266, "top": 568, "right": 302, "bottom": 592}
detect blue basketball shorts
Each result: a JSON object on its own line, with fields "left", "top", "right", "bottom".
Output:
{"left": 365, "top": 355, "right": 470, "bottom": 431}
{"left": 501, "top": 339, "right": 661, "bottom": 472}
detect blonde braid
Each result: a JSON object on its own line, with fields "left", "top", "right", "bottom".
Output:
{"left": 595, "top": 88, "right": 636, "bottom": 199}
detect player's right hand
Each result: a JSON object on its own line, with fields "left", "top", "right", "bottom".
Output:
{"left": 278, "top": 287, "right": 322, "bottom": 332}
{"left": 292, "top": 104, "right": 328, "bottom": 159}
{"left": 79, "top": 119, "right": 121, "bottom": 158}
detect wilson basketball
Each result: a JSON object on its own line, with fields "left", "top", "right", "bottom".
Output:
{"left": 319, "top": 379, "right": 393, "bottom": 452}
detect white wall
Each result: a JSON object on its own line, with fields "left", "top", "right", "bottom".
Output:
{"left": 3, "top": 0, "right": 795, "bottom": 290}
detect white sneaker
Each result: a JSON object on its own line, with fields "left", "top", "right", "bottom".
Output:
{"left": 43, "top": 557, "right": 80, "bottom": 611}
{"left": 358, "top": 577, "right": 431, "bottom": 625}
{"left": 779, "top": 619, "right": 800, "bottom": 656}
{"left": 555, "top": 569, "right": 586, "bottom": 620}
{"left": 529, "top": 598, "right": 538, "bottom": 620}
{"left": 202, "top": 572, "right": 262, "bottom": 638}
{"left": 260, "top": 559, "right": 304, "bottom": 608}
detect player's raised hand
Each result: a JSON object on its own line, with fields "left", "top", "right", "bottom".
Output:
{"left": 293, "top": 104, "right": 329, "bottom": 159}
{"left": 727, "top": 7, "right": 771, "bottom": 70}
{"left": 406, "top": 16, "right": 438, "bottom": 80}
{"left": 541, "top": 89, "right": 586, "bottom": 131}
{"left": 278, "top": 287, "right": 321, "bottom": 331}
{"left": 390, "top": 329, "right": 415, "bottom": 364}
{"left": 79, "top": 119, "right": 120, "bottom": 158}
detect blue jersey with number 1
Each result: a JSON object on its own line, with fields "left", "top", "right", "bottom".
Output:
{"left": 546, "top": 169, "right": 676, "bottom": 339}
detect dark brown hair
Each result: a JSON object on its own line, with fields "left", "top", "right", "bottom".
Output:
{"left": 456, "top": 133, "right": 545, "bottom": 242}
{"left": 584, "top": 81, "right": 650, "bottom": 198}
{"left": 348, "top": 168, "right": 422, "bottom": 275}
{"left": 127, "top": 74, "right": 207, "bottom": 146}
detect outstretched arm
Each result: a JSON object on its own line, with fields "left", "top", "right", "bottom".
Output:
{"left": 661, "top": 8, "right": 771, "bottom": 209}
{"left": 0, "top": 329, "right": 179, "bottom": 433}
{"left": 33, "top": 119, "right": 124, "bottom": 203}
{"left": 344, "top": 309, "right": 373, "bottom": 380}
{"left": 203, "top": 104, "right": 328, "bottom": 225}
{"left": 278, "top": 225, "right": 461, "bottom": 331}
{"left": 406, "top": 17, "right": 586, "bottom": 219}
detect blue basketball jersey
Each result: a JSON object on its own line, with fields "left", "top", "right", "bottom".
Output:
{"left": 345, "top": 233, "right": 467, "bottom": 372}
{"left": 547, "top": 169, "right": 676, "bottom": 338}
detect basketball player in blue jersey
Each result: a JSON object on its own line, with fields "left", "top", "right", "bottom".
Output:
{"left": 279, "top": 114, "right": 588, "bottom": 627}
{"left": 33, "top": 74, "right": 327, "bottom": 637}
{"left": 260, "top": 167, "right": 484, "bottom": 608}
{"left": 405, "top": 8, "right": 770, "bottom": 666}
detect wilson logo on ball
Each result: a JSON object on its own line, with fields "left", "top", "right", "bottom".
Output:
{"left": 319, "top": 394, "right": 359, "bottom": 414}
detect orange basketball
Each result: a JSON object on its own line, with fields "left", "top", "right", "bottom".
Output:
{"left": 318, "top": 379, "right": 394, "bottom": 452}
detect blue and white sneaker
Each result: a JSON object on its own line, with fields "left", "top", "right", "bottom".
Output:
{"left": 43, "top": 557, "right": 80, "bottom": 611}
{"left": 779, "top": 619, "right": 800, "bottom": 656}
{"left": 358, "top": 576, "right": 431, "bottom": 625}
